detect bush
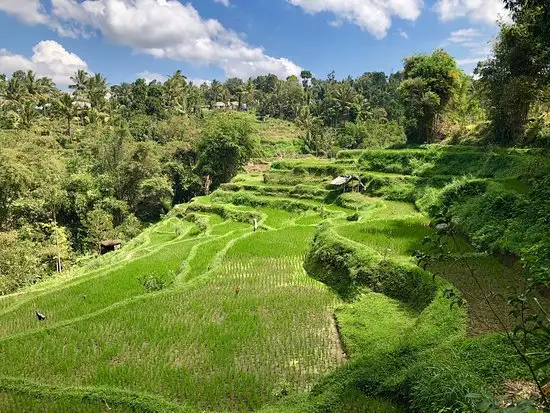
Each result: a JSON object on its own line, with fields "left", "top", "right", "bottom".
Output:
{"left": 304, "top": 224, "right": 436, "bottom": 308}
{"left": 338, "top": 121, "right": 406, "bottom": 150}
{"left": 138, "top": 272, "right": 170, "bottom": 292}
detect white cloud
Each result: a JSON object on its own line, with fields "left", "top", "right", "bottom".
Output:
{"left": 0, "top": 40, "right": 88, "bottom": 86}
{"left": 435, "top": 0, "right": 510, "bottom": 25}
{"left": 398, "top": 29, "right": 409, "bottom": 39}
{"left": 456, "top": 57, "right": 482, "bottom": 66}
{"left": 0, "top": 0, "right": 302, "bottom": 80}
{"left": 444, "top": 28, "right": 494, "bottom": 72}
{"left": 288, "top": 0, "right": 423, "bottom": 39}
{"left": 448, "top": 28, "right": 481, "bottom": 43}
{"left": 214, "top": 0, "right": 230, "bottom": 7}
{"left": 137, "top": 71, "right": 167, "bottom": 83}
{"left": 0, "top": 0, "right": 48, "bottom": 24}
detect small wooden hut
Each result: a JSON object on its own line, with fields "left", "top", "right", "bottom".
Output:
{"left": 330, "top": 175, "right": 366, "bottom": 193}
{"left": 100, "top": 240, "right": 122, "bottom": 255}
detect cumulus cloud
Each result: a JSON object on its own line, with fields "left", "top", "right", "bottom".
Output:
{"left": 435, "top": 0, "right": 510, "bottom": 25}
{"left": 0, "top": 0, "right": 48, "bottom": 24}
{"left": 0, "top": 0, "right": 302, "bottom": 80}
{"left": 288, "top": 0, "right": 423, "bottom": 39}
{"left": 0, "top": 40, "right": 88, "bottom": 86}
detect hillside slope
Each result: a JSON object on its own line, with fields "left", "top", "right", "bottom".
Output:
{"left": 0, "top": 147, "right": 544, "bottom": 412}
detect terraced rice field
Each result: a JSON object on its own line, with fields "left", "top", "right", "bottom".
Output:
{"left": 0, "top": 153, "right": 532, "bottom": 412}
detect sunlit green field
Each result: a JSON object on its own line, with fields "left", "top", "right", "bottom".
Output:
{"left": 0, "top": 151, "right": 535, "bottom": 412}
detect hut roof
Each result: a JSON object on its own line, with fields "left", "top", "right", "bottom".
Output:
{"left": 100, "top": 240, "right": 122, "bottom": 247}
{"left": 330, "top": 176, "right": 356, "bottom": 186}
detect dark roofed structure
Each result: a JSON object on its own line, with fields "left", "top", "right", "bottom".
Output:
{"left": 100, "top": 240, "right": 122, "bottom": 255}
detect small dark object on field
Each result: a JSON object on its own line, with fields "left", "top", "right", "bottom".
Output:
{"left": 36, "top": 310, "right": 46, "bottom": 321}
{"left": 234, "top": 286, "right": 241, "bottom": 296}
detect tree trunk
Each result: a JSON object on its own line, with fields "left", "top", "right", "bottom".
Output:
{"left": 202, "top": 175, "right": 212, "bottom": 195}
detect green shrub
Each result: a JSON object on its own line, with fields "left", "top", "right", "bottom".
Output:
{"left": 304, "top": 224, "right": 436, "bottom": 308}
{"left": 138, "top": 272, "right": 171, "bottom": 292}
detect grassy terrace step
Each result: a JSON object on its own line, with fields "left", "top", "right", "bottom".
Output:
{"left": 271, "top": 159, "right": 355, "bottom": 177}
{"left": 262, "top": 170, "right": 331, "bottom": 186}
{"left": 210, "top": 190, "right": 352, "bottom": 217}
{"left": 220, "top": 182, "right": 332, "bottom": 202}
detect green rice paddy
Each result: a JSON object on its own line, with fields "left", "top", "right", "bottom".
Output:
{"left": 0, "top": 150, "right": 535, "bottom": 412}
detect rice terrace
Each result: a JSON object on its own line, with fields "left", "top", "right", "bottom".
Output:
{"left": 1, "top": 0, "right": 550, "bottom": 411}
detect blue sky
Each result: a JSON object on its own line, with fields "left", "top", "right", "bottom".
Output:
{"left": 0, "top": 0, "right": 507, "bottom": 87}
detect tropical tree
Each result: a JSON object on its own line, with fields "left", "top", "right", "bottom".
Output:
{"left": 164, "top": 70, "right": 187, "bottom": 109}
{"left": 55, "top": 93, "right": 79, "bottom": 136}
{"left": 87, "top": 73, "right": 108, "bottom": 109}
{"left": 196, "top": 113, "right": 255, "bottom": 191}
{"left": 300, "top": 70, "right": 313, "bottom": 105}
{"left": 331, "top": 82, "right": 359, "bottom": 126}
{"left": 477, "top": 24, "right": 544, "bottom": 145}
{"left": 4, "top": 76, "right": 25, "bottom": 105}
{"left": 296, "top": 106, "right": 329, "bottom": 156}
{"left": 399, "top": 49, "right": 461, "bottom": 143}
{"left": 207, "top": 80, "right": 223, "bottom": 107}
{"left": 12, "top": 100, "right": 40, "bottom": 129}
{"left": 69, "top": 70, "right": 89, "bottom": 96}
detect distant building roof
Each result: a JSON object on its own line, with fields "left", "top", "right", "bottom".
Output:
{"left": 214, "top": 102, "right": 226, "bottom": 107}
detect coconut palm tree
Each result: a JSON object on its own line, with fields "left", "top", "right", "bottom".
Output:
{"left": 208, "top": 80, "right": 223, "bottom": 107}
{"left": 55, "top": 93, "right": 79, "bottom": 136}
{"left": 332, "top": 83, "right": 359, "bottom": 126}
{"left": 5, "top": 76, "right": 25, "bottom": 105}
{"left": 87, "top": 73, "right": 108, "bottom": 109}
{"left": 10, "top": 99, "right": 39, "bottom": 130}
{"left": 69, "top": 70, "right": 89, "bottom": 96}
{"left": 164, "top": 70, "right": 187, "bottom": 109}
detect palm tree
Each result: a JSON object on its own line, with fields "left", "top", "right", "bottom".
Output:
{"left": 87, "top": 73, "right": 108, "bottom": 109}
{"left": 300, "top": 70, "right": 313, "bottom": 105}
{"left": 5, "top": 77, "right": 25, "bottom": 105}
{"left": 55, "top": 93, "right": 79, "bottom": 136}
{"left": 164, "top": 70, "right": 187, "bottom": 109}
{"left": 69, "top": 70, "right": 89, "bottom": 96}
{"left": 245, "top": 79, "right": 256, "bottom": 108}
{"left": 235, "top": 84, "right": 245, "bottom": 110}
{"left": 11, "top": 100, "right": 39, "bottom": 130}
{"left": 209, "top": 80, "right": 223, "bottom": 107}
{"left": 296, "top": 106, "right": 323, "bottom": 155}
{"left": 332, "top": 83, "right": 359, "bottom": 126}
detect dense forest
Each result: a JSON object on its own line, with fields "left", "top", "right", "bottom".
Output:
{"left": 0, "top": 0, "right": 549, "bottom": 295}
